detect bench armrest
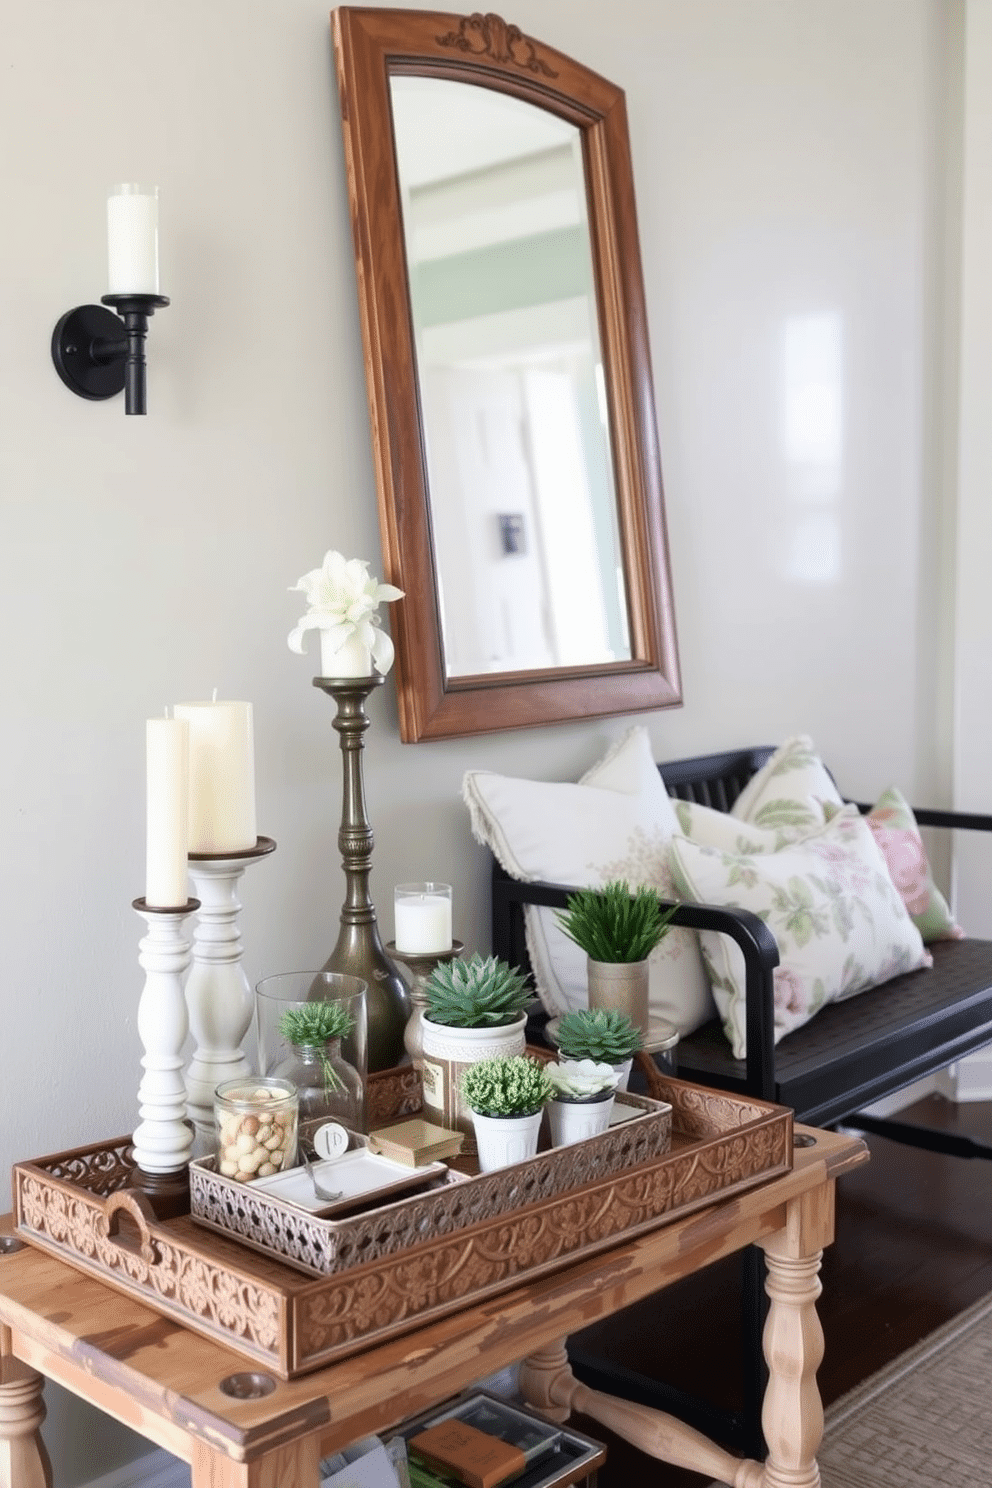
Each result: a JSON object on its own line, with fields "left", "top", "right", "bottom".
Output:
{"left": 851, "top": 802, "right": 992, "bottom": 833}
{"left": 491, "top": 871, "right": 781, "bottom": 1099}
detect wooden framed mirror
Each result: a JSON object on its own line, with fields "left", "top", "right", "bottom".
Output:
{"left": 332, "top": 8, "right": 682, "bottom": 742}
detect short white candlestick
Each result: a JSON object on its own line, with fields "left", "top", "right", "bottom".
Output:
{"left": 184, "top": 836, "right": 276, "bottom": 1148}
{"left": 132, "top": 897, "right": 199, "bottom": 1178}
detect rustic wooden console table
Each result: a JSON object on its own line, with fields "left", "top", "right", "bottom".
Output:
{"left": 0, "top": 1124, "right": 867, "bottom": 1488}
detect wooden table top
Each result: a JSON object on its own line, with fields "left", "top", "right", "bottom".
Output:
{"left": 0, "top": 1124, "right": 867, "bottom": 1468}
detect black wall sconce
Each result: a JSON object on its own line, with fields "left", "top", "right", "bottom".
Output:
{"left": 52, "top": 185, "right": 169, "bottom": 416}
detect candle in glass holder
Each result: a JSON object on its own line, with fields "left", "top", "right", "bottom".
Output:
{"left": 394, "top": 883, "right": 453, "bottom": 955}
{"left": 173, "top": 698, "right": 256, "bottom": 853}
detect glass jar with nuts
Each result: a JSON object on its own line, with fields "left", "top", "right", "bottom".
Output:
{"left": 214, "top": 1076, "right": 298, "bottom": 1182}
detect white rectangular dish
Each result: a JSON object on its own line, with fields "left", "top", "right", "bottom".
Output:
{"left": 249, "top": 1149, "right": 447, "bottom": 1217}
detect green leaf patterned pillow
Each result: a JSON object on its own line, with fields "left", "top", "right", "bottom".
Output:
{"left": 730, "top": 735, "right": 844, "bottom": 839}
{"left": 669, "top": 805, "right": 932, "bottom": 1059}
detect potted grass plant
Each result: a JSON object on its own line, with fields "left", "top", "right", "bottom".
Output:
{"left": 554, "top": 1007, "right": 643, "bottom": 1091}
{"left": 459, "top": 1055, "right": 554, "bottom": 1171}
{"left": 545, "top": 1058, "right": 620, "bottom": 1147}
{"left": 556, "top": 880, "right": 677, "bottom": 1036}
{"left": 420, "top": 954, "right": 534, "bottom": 1149}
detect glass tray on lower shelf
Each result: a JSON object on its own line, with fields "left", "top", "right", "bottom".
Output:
{"left": 397, "top": 1391, "right": 607, "bottom": 1488}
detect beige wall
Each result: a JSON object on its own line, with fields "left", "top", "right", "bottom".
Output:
{"left": 0, "top": 0, "right": 969, "bottom": 1479}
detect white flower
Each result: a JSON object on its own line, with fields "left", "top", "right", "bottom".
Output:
{"left": 288, "top": 550, "right": 404, "bottom": 675}
{"left": 546, "top": 1059, "right": 619, "bottom": 1099}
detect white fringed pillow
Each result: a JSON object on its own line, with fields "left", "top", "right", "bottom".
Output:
{"left": 463, "top": 726, "right": 715, "bottom": 1036}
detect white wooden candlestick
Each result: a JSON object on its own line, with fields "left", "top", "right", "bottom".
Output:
{"left": 132, "top": 897, "right": 199, "bottom": 1185}
{"left": 184, "top": 836, "right": 276, "bottom": 1147}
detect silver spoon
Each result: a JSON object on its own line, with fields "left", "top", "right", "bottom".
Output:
{"left": 299, "top": 1140, "right": 344, "bottom": 1204}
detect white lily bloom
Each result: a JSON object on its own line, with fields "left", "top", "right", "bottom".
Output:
{"left": 288, "top": 550, "right": 404, "bottom": 674}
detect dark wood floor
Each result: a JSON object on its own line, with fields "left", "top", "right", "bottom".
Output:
{"left": 567, "top": 1094, "right": 992, "bottom": 1486}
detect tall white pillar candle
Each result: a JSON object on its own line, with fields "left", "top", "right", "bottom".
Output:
{"left": 107, "top": 183, "right": 159, "bottom": 294}
{"left": 173, "top": 700, "right": 257, "bottom": 853}
{"left": 394, "top": 883, "right": 453, "bottom": 954}
{"left": 146, "top": 717, "right": 189, "bottom": 907}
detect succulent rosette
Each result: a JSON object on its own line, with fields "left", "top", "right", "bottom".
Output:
{"left": 546, "top": 1058, "right": 620, "bottom": 1100}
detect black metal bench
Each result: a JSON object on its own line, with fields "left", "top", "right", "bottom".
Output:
{"left": 490, "top": 745, "right": 992, "bottom": 1453}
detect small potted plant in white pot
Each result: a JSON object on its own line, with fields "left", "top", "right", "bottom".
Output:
{"left": 459, "top": 1055, "right": 554, "bottom": 1171}
{"left": 420, "top": 954, "right": 534, "bottom": 1149}
{"left": 556, "top": 880, "right": 677, "bottom": 1036}
{"left": 554, "top": 1007, "right": 643, "bottom": 1092}
{"left": 545, "top": 1059, "right": 620, "bottom": 1147}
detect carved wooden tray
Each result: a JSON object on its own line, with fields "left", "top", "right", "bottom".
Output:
{"left": 12, "top": 1075, "right": 791, "bottom": 1379}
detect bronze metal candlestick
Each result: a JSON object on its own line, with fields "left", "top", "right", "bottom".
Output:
{"left": 314, "top": 674, "right": 409, "bottom": 1070}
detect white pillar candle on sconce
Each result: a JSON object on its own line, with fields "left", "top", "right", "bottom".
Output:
{"left": 394, "top": 882, "right": 453, "bottom": 955}
{"left": 146, "top": 716, "right": 189, "bottom": 909}
{"left": 173, "top": 698, "right": 257, "bottom": 853}
{"left": 107, "top": 183, "right": 160, "bottom": 295}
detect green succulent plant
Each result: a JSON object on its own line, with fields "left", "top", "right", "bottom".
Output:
{"left": 278, "top": 1001, "right": 356, "bottom": 1091}
{"left": 459, "top": 1055, "right": 554, "bottom": 1117}
{"left": 278, "top": 1001, "right": 356, "bottom": 1046}
{"left": 423, "top": 953, "right": 533, "bottom": 1028}
{"left": 556, "top": 880, "right": 678, "bottom": 963}
{"left": 555, "top": 1007, "right": 643, "bottom": 1064}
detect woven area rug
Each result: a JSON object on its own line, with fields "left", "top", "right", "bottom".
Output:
{"left": 816, "top": 1290, "right": 992, "bottom": 1487}
{"left": 706, "top": 1292, "right": 992, "bottom": 1488}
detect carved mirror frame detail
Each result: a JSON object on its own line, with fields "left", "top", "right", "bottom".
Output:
{"left": 333, "top": 7, "right": 682, "bottom": 741}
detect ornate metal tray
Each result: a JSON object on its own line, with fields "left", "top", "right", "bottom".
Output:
{"left": 188, "top": 1088, "right": 671, "bottom": 1277}
{"left": 12, "top": 1074, "right": 791, "bottom": 1379}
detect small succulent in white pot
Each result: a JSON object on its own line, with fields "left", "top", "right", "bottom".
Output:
{"left": 287, "top": 549, "right": 404, "bottom": 677}
{"left": 460, "top": 1055, "right": 554, "bottom": 1118}
{"left": 555, "top": 1007, "right": 643, "bottom": 1093}
{"left": 546, "top": 1059, "right": 620, "bottom": 1149}
{"left": 459, "top": 1055, "right": 554, "bottom": 1172}
{"left": 546, "top": 1059, "right": 620, "bottom": 1103}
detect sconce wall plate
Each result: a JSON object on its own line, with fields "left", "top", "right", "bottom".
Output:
{"left": 52, "top": 293, "right": 169, "bottom": 415}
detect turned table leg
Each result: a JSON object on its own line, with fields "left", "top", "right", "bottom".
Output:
{"left": 0, "top": 1326, "right": 52, "bottom": 1488}
{"left": 520, "top": 1341, "right": 763, "bottom": 1488}
{"left": 757, "top": 1185, "right": 834, "bottom": 1488}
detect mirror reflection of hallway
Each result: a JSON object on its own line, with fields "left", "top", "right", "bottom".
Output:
{"left": 392, "top": 76, "right": 628, "bottom": 678}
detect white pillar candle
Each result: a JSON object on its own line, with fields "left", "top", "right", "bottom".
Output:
{"left": 146, "top": 717, "right": 189, "bottom": 907}
{"left": 394, "top": 883, "right": 453, "bottom": 954}
{"left": 173, "top": 700, "right": 257, "bottom": 854}
{"left": 107, "top": 183, "right": 159, "bottom": 294}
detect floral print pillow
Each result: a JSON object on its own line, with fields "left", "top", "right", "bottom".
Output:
{"left": 825, "top": 788, "right": 963, "bottom": 943}
{"left": 669, "top": 806, "right": 932, "bottom": 1059}
{"left": 730, "top": 735, "right": 844, "bottom": 837}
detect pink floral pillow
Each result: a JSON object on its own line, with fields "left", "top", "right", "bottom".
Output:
{"left": 826, "top": 787, "right": 962, "bottom": 943}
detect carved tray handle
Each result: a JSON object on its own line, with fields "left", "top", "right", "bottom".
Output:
{"left": 95, "top": 1189, "right": 160, "bottom": 1266}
